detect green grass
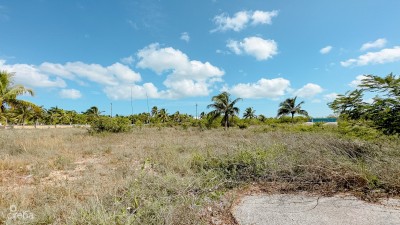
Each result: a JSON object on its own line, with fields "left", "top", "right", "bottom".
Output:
{"left": 0, "top": 125, "right": 399, "bottom": 224}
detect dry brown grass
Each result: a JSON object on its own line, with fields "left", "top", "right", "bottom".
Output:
{"left": 0, "top": 126, "right": 399, "bottom": 224}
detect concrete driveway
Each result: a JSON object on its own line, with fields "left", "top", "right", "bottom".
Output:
{"left": 233, "top": 194, "right": 400, "bottom": 225}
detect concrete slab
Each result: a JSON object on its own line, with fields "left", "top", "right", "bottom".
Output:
{"left": 233, "top": 194, "right": 400, "bottom": 225}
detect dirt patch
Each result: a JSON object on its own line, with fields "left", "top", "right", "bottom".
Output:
{"left": 41, "top": 157, "right": 104, "bottom": 186}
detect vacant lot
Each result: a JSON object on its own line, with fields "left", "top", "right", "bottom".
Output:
{"left": 1, "top": 126, "right": 399, "bottom": 224}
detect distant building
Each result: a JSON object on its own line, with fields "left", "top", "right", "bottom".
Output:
{"left": 309, "top": 118, "right": 337, "bottom": 123}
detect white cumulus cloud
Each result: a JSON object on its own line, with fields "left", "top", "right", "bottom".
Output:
{"left": 120, "top": 56, "right": 134, "bottom": 65}
{"left": 136, "top": 43, "right": 224, "bottom": 99}
{"left": 227, "top": 37, "right": 278, "bottom": 61}
{"left": 251, "top": 10, "right": 279, "bottom": 25}
{"left": 360, "top": 38, "right": 387, "bottom": 51}
{"left": 59, "top": 89, "right": 82, "bottom": 99}
{"left": 1, "top": 59, "right": 151, "bottom": 100}
{"left": 227, "top": 77, "right": 290, "bottom": 99}
{"left": 212, "top": 10, "right": 278, "bottom": 32}
{"left": 320, "top": 46, "right": 332, "bottom": 54}
{"left": 294, "top": 83, "right": 323, "bottom": 98}
{"left": 341, "top": 46, "right": 400, "bottom": 67}
{"left": 0, "top": 60, "right": 67, "bottom": 88}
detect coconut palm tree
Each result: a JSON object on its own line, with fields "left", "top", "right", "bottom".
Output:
{"left": 151, "top": 106, "right": 158, "bottom": 117}
{"left": 32, "top": 106, "right": 46, "bottom": 128}
{"left": 277, "top": 96, "right": 309, "bottom": 123}
{"left": 207, "top": 91, "right": 242, "bottom": 130}
{"left": 47, "top": 106, "right": 62, "bottom": 127}
{"left": 158, "top": 108, "right": 169, "bottom": 123}
{"left": 243, "top": 107, "right": 256, "bottom": 119}
{"left": 83, "top": 106, "right": 103, "bottom": 123}
{"left": 0, "top": 71, "right": 36, "bottom": 125}
{"left": 258, "top": 114, "right": 267, "bottom": 123}
{"left": 13, "top": 104, "right": 34, "bottom": 127}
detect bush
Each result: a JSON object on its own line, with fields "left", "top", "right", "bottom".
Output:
{"left": 237, "top": 122, "right": 248, "bottom": 129}
{"left": 89, "top": 117, "right": 132, "bottom": 133}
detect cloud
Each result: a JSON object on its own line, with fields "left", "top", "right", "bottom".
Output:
{"left": 349, "top": 75, "right": 367, "bottom": 88}
{"left": 1, "top": 59, "right": 149, "bottom": 100}
{"left": 341, "top": 46, "right": 400, "bottom": 67}
{"left": 40, "top": 61, "right": 141, "bottom": 85}
{"left": 0, "top": 60, "right": 67, "bottom": 88}
{"left": 180, "top": 32, "right": 190, "bottom": 42}
{"left": 120, "top": 56, "right": 134, "bottom": 65}
{"left": 226, "top": 77, "right": 290, "bottom": 99}
{"left": 212, "top": 10, "right": 278, "bottom": 32}
{"left": 59, "top": 89, "right": 82, "bottom": 99}
{"left": 103, "top": 83, "right": 161, "bottom": 100}
{"left": 294, "top": 83, "right": 323, "bottom": 98}
{"left": 320, "top": 46, "right": 332, "bottom": 54}
{"left": 136, "top": 43, "right": 224, "bottom": 99}
{"left": 251, "top": 10, "right": 278, "bottom": 25}
{"left": 360, "top": 38, "right": 387, "bottom": 51}
{"left": 227, "top": 37, "right": 278, "bottom": 60}
{"left": 226, "top": 40, "right": 241, "bottom": 54}
{"left": 323, "top": 93, "right": 338, "bottom": 101}
{"left": 2, "top": 43, "right": 225, "bottom": 100}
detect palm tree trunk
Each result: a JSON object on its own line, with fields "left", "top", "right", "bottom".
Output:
{"left": 224, "top": 114, "right": 228, "bottom": 130}
{"left": 291, "top": 113, "right": 294, "bottom": 124}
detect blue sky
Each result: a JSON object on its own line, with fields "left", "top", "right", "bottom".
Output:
{"left": 1, "top": 0, "right": 399, "bottom": 117}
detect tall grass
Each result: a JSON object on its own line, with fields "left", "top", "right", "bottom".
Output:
{"left": 0, "top": 126, "right": 399, "bottom": 224}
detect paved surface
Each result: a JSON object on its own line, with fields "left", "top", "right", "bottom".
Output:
{"left": 232, "top": 194, "right": 400, "bottom": 225}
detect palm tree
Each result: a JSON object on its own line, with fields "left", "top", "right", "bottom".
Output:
{"left": 243, "top": 107, "right": 256, "bottom": 119}
{"left": 151, "top": 106, "right": 158, "bottom": 117}
{"left": 0, "top": 71, "right": 36, "bottom": 125}
{"left": 13, "top": 104, "right": 34, "bottom": 127}
{"left": 258, "top": 114, "right": 267, "bottom": 123}
{"left": 83, "top": 106, "right": 103, "bottom": 123}
{"left": 84, "top": 106, "right": 102, "bottom": 117}
{"left": 32, "top": 106, "right": 46, "bottom": 128}
{"left": 47, "top": 106, "right": 62, "bottom": 127}
{"left": 207, "top": 91, "right": 242, "bottom": 130}
{"left": 277, "top": 96, "right": 309, "bottom": 123}
{"left": 158, "top": 108, "right": 169, "bottom": 123}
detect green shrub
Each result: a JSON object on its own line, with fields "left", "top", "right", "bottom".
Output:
{"left": 89, "top": 117, "right": 132, "bottom": 133}
{"left": 237, "top": 122, "right": 248, "bottom": 129}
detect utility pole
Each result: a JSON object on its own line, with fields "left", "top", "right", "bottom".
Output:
{"left": 130, "top": 87, "right": 134, "bottom": 115}
{"left": 195, "top": 103, "right": 198, "bottom": 119}
{"left": 110, "top": 103, "right": 113, "bottom": 118}
{"left": 146, "top": 92, "right": 150, "bottom": 124}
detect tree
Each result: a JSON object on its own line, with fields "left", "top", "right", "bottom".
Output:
{"left": 32, "top": 106, "right": 46, "bottom": 128}
{"left": 158, "top": 108, "right": 169, "bottom": 123}
{"left": 13, "top": 104, "right": 33, "bottom": 127}
{"left": 0, "top": 71, "right": 37, "bottom": 125}
{"left": 47, "top": 106, "right": 62, "bottom": 127}
{"left": 329, "top": 73, "right": 400, "bottom": 134}
{"left": 243, "top": 107, "right": 256, "bottom": 119}
{"left": 258, "top": 114, "right": 267, "bottom": 123}
{"left": 327, "top": 90, "right": 367, "bottom": 120}
{"left": 207, "top": 91, "right": 242, "bottom": 130}
{"left": 151, "top": 106, "right": 158, "bottom": 117}
{"left": 277, "top": 96, "right": 309, "bottom": 123}
{"left": 83, "top": 106, "right": 102, "bottom": 123}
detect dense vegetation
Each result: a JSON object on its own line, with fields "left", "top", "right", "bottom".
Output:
{"left": 329, "top": 73, "right": 400, "bottom": 135}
